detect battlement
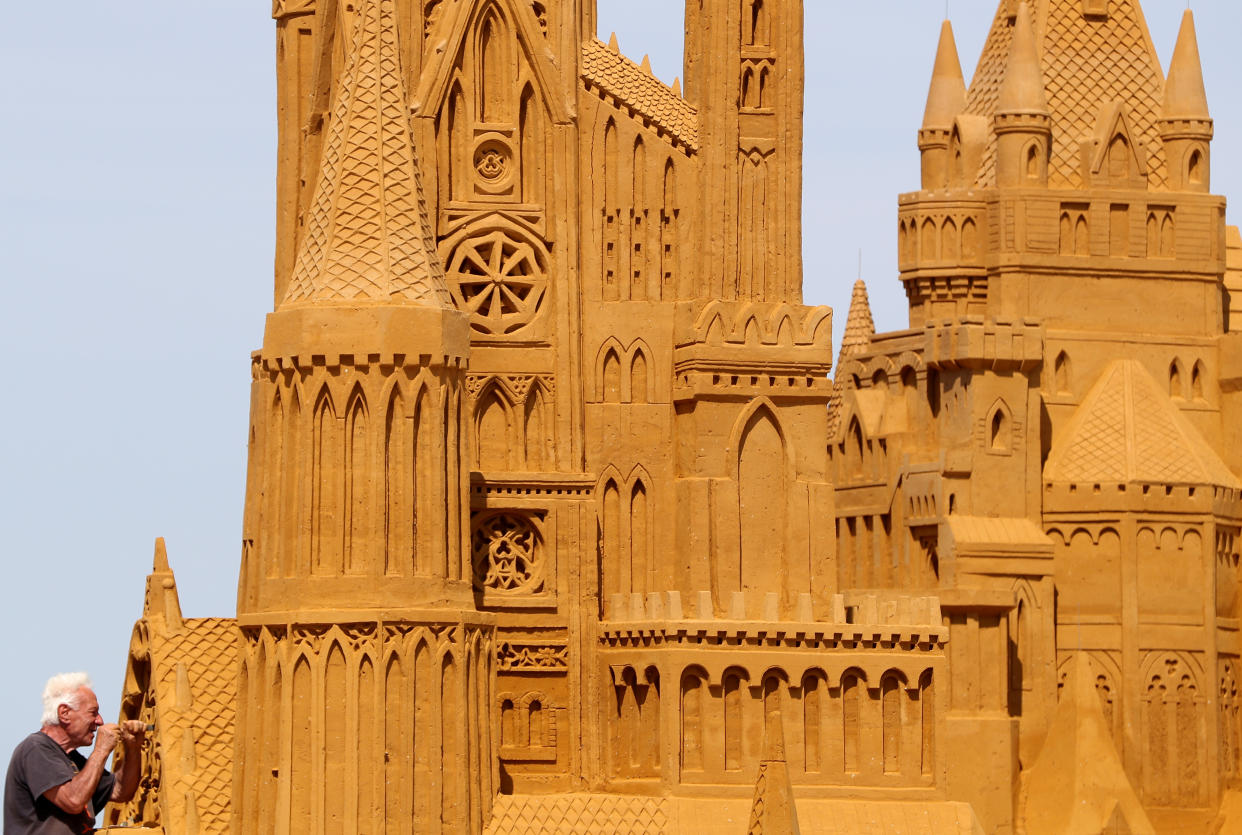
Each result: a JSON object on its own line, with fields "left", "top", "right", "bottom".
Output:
{"left": 922, "top": 316, "right": 1044, "bottom": 372}
{"left": 1043, "top": 479, "right": 1242, "bottom": 518}
{"left": 602, "top": 590, "right": 945, "bottom": 651}
{"left": 896, "top": 197, "right": 987, "bottom": 274}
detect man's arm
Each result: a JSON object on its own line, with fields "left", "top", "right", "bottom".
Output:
{"left": 42, "top": 725, "right": 117, "bottom": 815}
{"left": 110, "top": 721, "right": 147, "bottom": 803}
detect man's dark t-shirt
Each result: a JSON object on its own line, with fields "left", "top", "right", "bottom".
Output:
{"left": 3, "top": 732, "right": 114, "bottom": 834}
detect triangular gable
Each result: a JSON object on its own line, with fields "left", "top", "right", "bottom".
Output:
{"left": 1043, "top": 359, "right": 1240, "bottom": 489}
{"left": 1089, "top": 101, "right": 1149, "bottom": 184}
{"left": 413, "top": 0, "right": 570, "bottom": 124}
{"left": 845, "top": 387, "right": 886, "bottom": 439}
{"left": 1021, "top": 654, "right": 1156, "bottom": 835}
{"left": 106, "top": 617, "right": 238, "bottom": 835}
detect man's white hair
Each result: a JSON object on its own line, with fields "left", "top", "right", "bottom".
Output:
{"left": 41, "top": 672, "right": 93, "bottom": 727}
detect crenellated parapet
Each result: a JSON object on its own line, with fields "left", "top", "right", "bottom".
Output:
{"left": 921, "top": 316, "right": 1043, "bottom": 373}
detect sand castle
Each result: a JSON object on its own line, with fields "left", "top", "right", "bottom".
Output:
{"left": 97, "top": 1, "right": 1242, "bottom": 832}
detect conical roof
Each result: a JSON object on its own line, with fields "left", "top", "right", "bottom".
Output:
{"left": 1161, "top": 9, "right": 1210, "bottom": 122}
{"left": 1044, "top": 360, "right": 1240, "bottom": 489}
{"left": 995, "top": 3, "right": 1049, "bottom": 116}
{"left": 828, "top": 280, "right": 875, "bottom": 439}
{"left": 840, "top": 279, "right": 875, "bottom": 360}
{"left": 282, "top": 0, "right": 451, "bottom": 308}
{"left": 921, "top": 21, "right": 967, "bottom": 131}
{"left": 962, "top": 0, "right": 1169, "bottom": 187}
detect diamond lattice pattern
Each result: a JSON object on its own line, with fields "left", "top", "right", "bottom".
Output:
{"left": 965, "top": 0, "right": 1168, "bottom": 189}
{"left": 283, "top": 0, "right": 450, "bottom": 307}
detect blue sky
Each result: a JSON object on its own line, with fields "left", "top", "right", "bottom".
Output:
{"left": 1, "top": 0, "right": 1238, "bottom": 757}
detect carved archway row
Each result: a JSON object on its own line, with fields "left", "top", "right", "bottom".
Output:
{"left": 248, "top": 367, "right": 468, "bottom": 584}
{"left": 677, "top": 664, "right": 936, "bottom": 782}
{"left": 609, "top": 664, "right": 661, "bottom": 778}
{"left": 596, "top": 111, "right": 686, "bottom": 302}
{"left": 1055, "top": 204, "right": 1176, "bottom": 259}
{"left": 468, "top": 373, "right": 554, "bottom": 471}
{"left": 595, "top": 338, "right": 655, "bottom": 404}
{"left": 233, "top": 622, "right": 493, "bottom": 835}
{"left": 693, "top": 300, "right": 831, "bottom": 347}
{"left": 598, "top": 465, "right": 656, "bottom": 611}
{"left": 1055, "top": 651, "right": 1123, "bottom": 744}
{"left": 1169, "top": 356, "right": 1208, "bottom": 401}
{"left": 833, "top": 412, "right": 887, "bottom": 487}
{"left": 1139, "top": 650, "right": 1208, "bottom": 807}
{"left": 898, "top": 213, "right": 980, "bottom": 266}
{"left": 498, "top": 689, "right": 557, "bottom": 754}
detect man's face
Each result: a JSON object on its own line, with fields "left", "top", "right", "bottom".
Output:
{"left": 59, "top": 688, "right": 103, "bottom": 749}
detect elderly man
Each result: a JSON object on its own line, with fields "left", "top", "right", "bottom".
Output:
{"left": 3, "top": 673, "right": 145, "bottom": 834}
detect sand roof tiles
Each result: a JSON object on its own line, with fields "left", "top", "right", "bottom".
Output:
{"left": 965, "top": 0, "right": 1167, "bottom": 188}
{"left": 150, "top": 618, "right": 239, "bottom": 835}
{"left": 581, "top": 39, "right": 699, "bottom": 151}
{"left": 1044, "top": 360, "right": 1240, "bottom": 489}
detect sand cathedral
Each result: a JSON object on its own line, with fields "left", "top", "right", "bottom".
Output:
{"left": 96, "top": 0, "right": 1242, "bottom": 832}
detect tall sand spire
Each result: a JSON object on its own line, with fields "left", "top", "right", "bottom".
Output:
{"left": 282, "top": 0, "right": 451, "bottom": 308}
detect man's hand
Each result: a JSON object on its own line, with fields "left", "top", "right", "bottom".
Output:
{"left": 118, "top": 720, "right": 147, "bottom": 749}
{"left": 93, "top": 724, "right": 119, "bottom": 756}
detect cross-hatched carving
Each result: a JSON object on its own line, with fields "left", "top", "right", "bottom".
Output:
{"left": 486, "top": 794, "right": 670, "bottom": 834}
{"left": 282, "top": 0, "right": 451, "bottom": 308}
{"left": 964, "top": 0, "right": 1167, "bottom": 188}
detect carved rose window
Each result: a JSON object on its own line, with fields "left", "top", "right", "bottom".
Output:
{"left": 444, "top": 228, "right": 548, "bottom": 335}
{"left": 472, "top": 511, "right": 545, "bottom": 594}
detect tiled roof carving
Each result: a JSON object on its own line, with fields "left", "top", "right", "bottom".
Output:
{"left": 964, "top": 0, "right": 1168, "bottom": 189}
{"left": 581, "top": 39, "right": 699, "bottom": 151}
{"left": 486, "top": 794, "right": 671, "bottom": 834}
{"left": 1044, "top": 360, "right": 1240, "bottom": 489}
{"left": 151, "top": 618, "right": 238, "bottom": 835}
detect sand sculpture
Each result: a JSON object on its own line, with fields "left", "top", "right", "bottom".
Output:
{"left": 94, "top": 1, "right": 1242, "bottom": 832}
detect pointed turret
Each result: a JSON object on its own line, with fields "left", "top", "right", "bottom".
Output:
{"left": 839, "top": 279, "right": 875, "bottom": 364}
{"left": 281, "top": 0, "right": 451, "bottom": 308}
{"left": 918, "top": 21, "right": 967, "bottom": 190}
{"left": 1163, "top": 10, "right": 1210, "bottom": 122}
{"left": 994, "top": 2, "right": 1052, "bottom": 187}
{"left": 239, "top": 3, "right": 487, "bottom": 831}
{"left": 1160, "top": 9, "right": 1213, "bottom": 191}
{"left": 1021, "top": 654, "right": 1156, "bottom": 835}
{"left": 996, "top": 3, "right": 1048, "bottom": 116}
{"left": 142, "top": 537, "right": 183, "bottom": 636}
{"left": 828, "top": 280, "right": 873, "bottom": 441}
{"left": 745, "top": 716, "right": 801, "bottom": 835}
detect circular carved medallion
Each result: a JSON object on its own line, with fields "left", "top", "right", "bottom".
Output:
{"left": 473, "top": 141, "right": 510, "bottom": 184}
{"left": 443, "top": 226, "right": 548, "bottom": 335}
